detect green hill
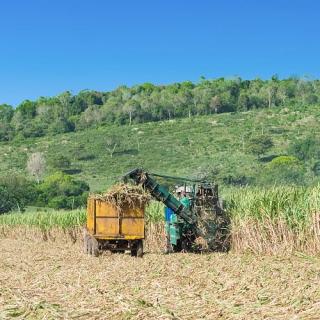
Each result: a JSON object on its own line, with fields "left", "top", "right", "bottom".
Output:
{"left": 1, "top": 104, "right": 320, "bottom": 191}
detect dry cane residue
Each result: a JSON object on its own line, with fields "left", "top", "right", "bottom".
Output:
{"left": 89, "top": 183, "right": 151, "bottom": 212}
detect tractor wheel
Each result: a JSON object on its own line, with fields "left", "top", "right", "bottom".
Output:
{"left": 181, "top": 239, "right": 189, "bottom": 252}
{"left": 172, "top": 240, "right": 182, "bottom": 252}
{"left": 164, "top": 244, "right": 173, "bottom": 254}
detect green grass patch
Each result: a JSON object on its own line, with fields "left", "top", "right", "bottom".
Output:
{"left": 0, "top": 201, "right": 165, "bottom": 229}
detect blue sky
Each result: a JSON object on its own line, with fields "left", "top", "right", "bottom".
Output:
{"left": 0, "top": 0, "right": 319, "bottom": 106}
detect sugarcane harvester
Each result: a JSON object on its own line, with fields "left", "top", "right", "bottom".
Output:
{"left": 123, "top": 168, "right": 229, "bottom": 253}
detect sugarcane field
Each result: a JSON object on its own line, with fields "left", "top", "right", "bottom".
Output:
{"left": 1, "top": 2, "right": 320, "bottom": 319}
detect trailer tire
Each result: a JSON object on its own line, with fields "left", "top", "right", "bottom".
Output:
{"left": 136, "top": 240, "right": 143, "bottom": 258}
{"left": 131, "top": 240, "right": 143, "bottom": 258}
{"left": 113, "top": 250, "right": 125, "bottom": 254}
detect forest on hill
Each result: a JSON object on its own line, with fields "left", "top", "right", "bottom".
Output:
{"left": 1, "top": 77, "right": 320, "bottom": 213}
{"left": 1, "top": 76, "right": 320, "bottom": 140}
{"left": 1, "top": 102, "right": 320, "bottom": 213}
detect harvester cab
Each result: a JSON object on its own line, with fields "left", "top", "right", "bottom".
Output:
{"left": 123, "top": 168, "right": 229, "bottom": 253}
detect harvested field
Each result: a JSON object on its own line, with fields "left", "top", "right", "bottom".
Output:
{"left": 1, "top": 238, "right": 320, "bottom": 319}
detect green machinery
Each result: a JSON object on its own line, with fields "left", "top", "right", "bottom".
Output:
{"left": 123, "top": 168, "right": 229, "bottom": 252}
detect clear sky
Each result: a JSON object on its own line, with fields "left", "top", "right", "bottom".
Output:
{"left": 0, "top": 0, "right": 319, "bottom": 106}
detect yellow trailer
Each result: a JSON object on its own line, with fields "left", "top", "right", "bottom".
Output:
{"left": 84, "top": 197, "right": 145, "bottom": 257}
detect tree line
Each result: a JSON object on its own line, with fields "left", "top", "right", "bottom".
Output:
{"left": 1, "top": 76, "right": 320, "bottom": 140}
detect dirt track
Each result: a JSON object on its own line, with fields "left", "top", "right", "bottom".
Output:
{"left": 1, "top": 239, "right": 320, "bottom": 319}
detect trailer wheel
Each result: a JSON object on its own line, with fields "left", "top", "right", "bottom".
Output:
{"left": 136, "top": 240, "right": 143, "bottom": 258}
{"left": 131, "top": 240, "right": 143, "bottom": 258}
{"left": 130, "top": 247, "right": 137, "bottom": 257}
{"left": 113, "top": 250, "right": 125, "bottom": 254}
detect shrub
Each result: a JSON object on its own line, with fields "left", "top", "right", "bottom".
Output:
{"left": 0, "top": 123, "right": 14, "bottom": 141}
{"left": 0, "top": 176, "right": 36, "bottom": 214}
{"left": 247, "top": 135, "right": 274, "bottom": 158}
{"left": 36, "top": 172, "right": 89, "bottom": 209}
{"left": 289, "top": 136, "right": 320, "bottom": 161}
{"left": 222, "top": 174, "right": 252, "bottom": 186}
{"left": 0, "top": 186, "right": 16, "bottom": 214}
{"left": 76, "top": 153, "right": 96, "bottom": 161}
{"left": 312, "top": 161, "right": 320, "bottom": 176}
{"left": 48, "top": 118, "right": 74, "bottom": 135}
{"left": 268, "top": 155, "right": 299, "bottom": 167}
{"left": 49, "top": 155, "right": 71, "bottom": 171}
{"left": 48, "top": 196, "right": 68, "bottom": 209}
{"left": 260, "top": 156, "right": 305, "bottom": 185}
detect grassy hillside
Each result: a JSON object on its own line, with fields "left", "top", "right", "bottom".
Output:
{"left": 1, "top": 104, "right": 320, "bottom": 191}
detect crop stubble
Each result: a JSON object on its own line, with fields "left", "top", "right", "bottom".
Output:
{"left": 1, "top": 238, "right": 320, "bottom": 320}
